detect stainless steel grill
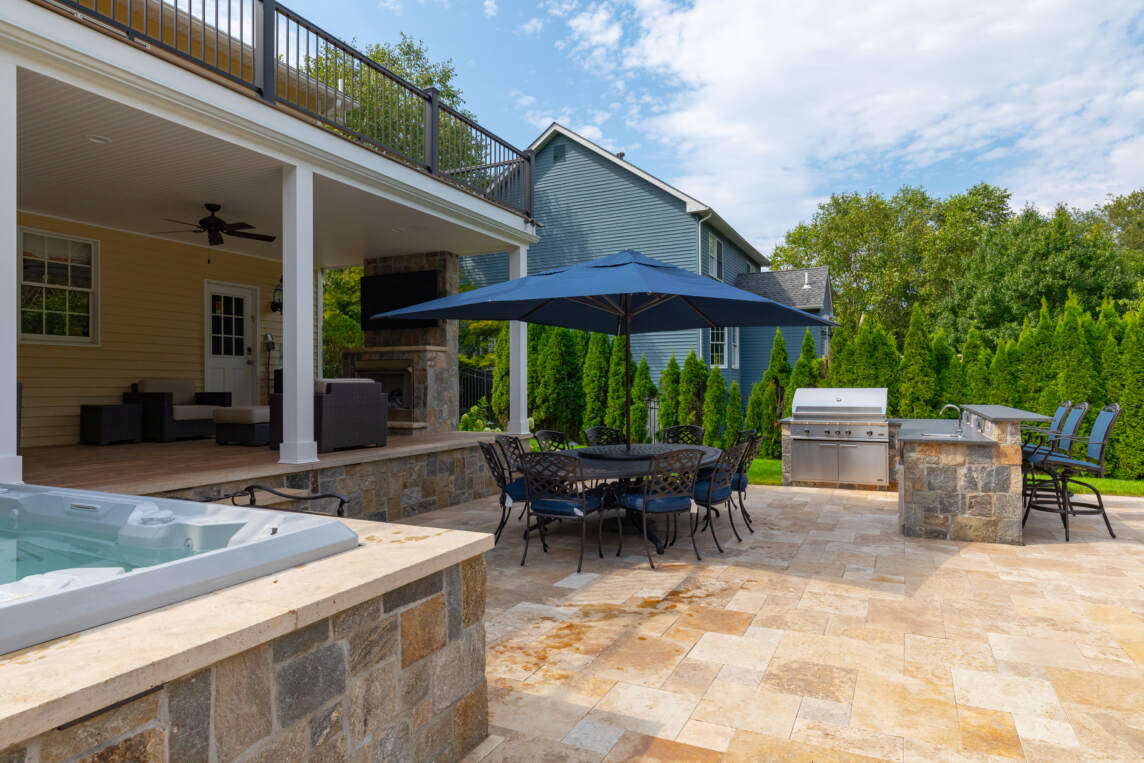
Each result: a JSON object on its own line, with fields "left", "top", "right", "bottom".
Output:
{"left": 789, "top": 388, "right": 889, "bottom": 486}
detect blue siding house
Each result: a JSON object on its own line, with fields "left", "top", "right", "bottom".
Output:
{"left": 462, "top": 124, "right": 830, "bottom": 392}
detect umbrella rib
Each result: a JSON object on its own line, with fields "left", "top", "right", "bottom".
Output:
{"left": 568, "top": 296, "right": 623, "bottom": 316}
{"left": 630, "top": 294, "right": 677, "bottom": 316}
{"left": 519, "top": 298, "right": 556, "bottom": 322}
{"left": 678, "top": 296, "right": 718, "bottom": 328}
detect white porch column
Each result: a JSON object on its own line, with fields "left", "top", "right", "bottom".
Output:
{"left": 0, "top": 55, "right": 21, "bottom": 482}
{"left": 278, "top": 164, "right": 318, "bottom": 464}
{"left": 507, "top": 244, "right": 529, "bottom": 435}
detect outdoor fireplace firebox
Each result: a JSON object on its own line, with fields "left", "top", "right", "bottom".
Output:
{"left": 356, "top": 365, "right": 413, "bottom": 411}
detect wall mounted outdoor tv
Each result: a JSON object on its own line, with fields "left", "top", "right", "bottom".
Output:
{"left": 361, "top": 270, "right": 441, "bottom": 330}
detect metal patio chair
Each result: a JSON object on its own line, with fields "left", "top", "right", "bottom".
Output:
{"left": 1024, "top": 403, "right": 1121, "bottom": 541}
{"left": 1022, "top": 401, "right": 1071, "bottom": 458}
{"left": 583, "top": 426, "right": 624, "bottom": 446}
{"left": 619, "top": 448, "right": 703, "bottom": 569}
{"left": 494, "top": 434, "right": 527, "bottom": 479}
{"left": 535, "top": 429, "right": 570, "bottom": 452}
{"left": 520, "top": 451, "right": 604, "bottom": 573}
{"left": 729, "top": 428, "right": 757, "bottom": 446}
{"left": 732, "top": 433, "right": 761, "bottom": 534}
{"left": 695, "top": 441, "right": 751, "bottom": 545}
{"left": 662, "top": 424, "right": 704, "bottom": 445}
{"left": 479, "top": 441, "right": 527, "bottom": 544}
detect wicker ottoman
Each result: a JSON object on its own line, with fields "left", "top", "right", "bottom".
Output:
{"left": 214, "top": 406, "right": 270, "bottom": 446}
{"left": 80, "top": 404, "right": 143, "bottom": 445}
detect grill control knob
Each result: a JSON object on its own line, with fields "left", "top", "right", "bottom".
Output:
{"left": 834, "top": 430, "right": 841, "bottom": 436}
{"left": 845, "top": 430, "right": 852, "bottom": 436}
{"left": 867, "top": 430, "right": 873, "bottom": 437}
{"left": 803, "top": 429, "right": 810, "bottom": 435}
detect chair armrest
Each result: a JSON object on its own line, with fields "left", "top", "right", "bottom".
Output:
{"left": 124, "top": 391, "right": 172, "bottom": 410}
{"left": 195, "top": 392, "right": 232, "bottom": 407}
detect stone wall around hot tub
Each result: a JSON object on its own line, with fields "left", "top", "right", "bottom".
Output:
{"left": 897, "top": 421, "right": 1024, "bottom": 544}
{"left": 780, "top": 421, "right": 900, "bottom": 491}
{"left": 0, "top": 557, "right": 489, "bottom": 762}
{"left": 159, "top": 442, "right": 499, "bottom": 521}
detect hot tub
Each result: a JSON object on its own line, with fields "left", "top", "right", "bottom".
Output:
{"left": 0, "top": 483, "right": 358, "bottom": 655}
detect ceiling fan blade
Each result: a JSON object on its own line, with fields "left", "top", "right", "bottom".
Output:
{"left": 161, "top": 218, "right": 201, "bottom": 227}
{"left": 223, "top": 222, "right": 254, "bottom": 232}
{"left": 148, "top": 229, "right": 201, "bottom": 234}
{"left": 226, "top": 231, "right": 277, "bottom": 243}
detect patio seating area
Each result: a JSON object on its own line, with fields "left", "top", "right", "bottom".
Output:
{"left": 404, "top": 485, "right": 1144, "bottom": 761}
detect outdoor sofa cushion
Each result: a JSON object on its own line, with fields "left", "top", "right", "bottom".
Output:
{"left": 619, "top": 493, "right": 692, "bottom": 513}
{"left": 138, "top": 379, "right": 196, "bottom": 405}
{"left": 172, "top": 404, "right": 221, "bottom": 421}
{"left": 314, "top": 378, "right": 377, "bottom": 395}
{"left": 214, "top": 406, "right": 270, "bottom": 424}
{"left": 531, "top": 493, "right": 601, "bottom": 517}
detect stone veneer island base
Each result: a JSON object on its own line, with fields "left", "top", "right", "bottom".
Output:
{"left": 0, "top": 520, "right": 492, "bottom": 762}
{"left": 897, "top": 405, "right": 1049, "bottom": 544}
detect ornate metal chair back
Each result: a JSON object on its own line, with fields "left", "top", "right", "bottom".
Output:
{"left": 730, "top": 429, "right": 757, "bottom": 446}
{"left": 495, "top": 434, "right": 526, "bottom": 472}
{"left": 584, "top": 426, "right": 624, "bottom": 446}
{"left": 641, "top": 448, "right": 703, "bottom": 504}
{"left": 701, "top": 442, "right": 749, "bottom": 502}
{"left": 520, "top": 451, "right": 585, "bottom": 505}
{"left": 478, "top": 441, "right": 509, "bottom": 492}
{"left": 535, "top": 430, "right": 570, "bottom": 452}
{"left": 663, "top": 425, "right": 704, "bottom": 445}
{"left": 737, "top": 434, "right": 761, "bottom": 476}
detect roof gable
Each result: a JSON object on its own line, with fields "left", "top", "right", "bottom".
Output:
{"left": 734, "top": 266, "right": 831, "bottom": 311}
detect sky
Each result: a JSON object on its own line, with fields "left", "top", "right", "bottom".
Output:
{"left": 287, "top": 0, "right": 1144, "bottom": 251}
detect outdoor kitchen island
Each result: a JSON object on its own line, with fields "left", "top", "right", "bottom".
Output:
{"left": 896, "top": 404, "right": 1050, "bottom": 544}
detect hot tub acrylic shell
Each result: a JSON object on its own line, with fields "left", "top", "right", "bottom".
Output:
{"left": 0, "top": 484, "right": 359, "bottom": 655}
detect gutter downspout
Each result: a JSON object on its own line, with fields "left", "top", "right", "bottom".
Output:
{"left": 695, "top": 211, "right": 712, "bottom": 362}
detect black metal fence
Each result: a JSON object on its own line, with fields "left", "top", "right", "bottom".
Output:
{"left": 46, "top": 0, "right": 533, "bottom": 218}
{"left": 459, "top": 365, "right": 494, "bottom": 412}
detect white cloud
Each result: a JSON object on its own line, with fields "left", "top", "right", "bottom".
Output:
{"left": 508, "top": 89, "right": 537, "bottom": 107}
{"left": 518, "top": 17, "right": 544, "bottom": 35}
{"left": 544, "top": 0, "right": 579, "bottom": 18}
{"left": 378, "top": 0, "right": 401, "bottom": 12}
{"left": 554, "top": 0, "right": 1144, "bottom": 246}
{"left": 483, "top": 0, "right": 497, "bottom": 17}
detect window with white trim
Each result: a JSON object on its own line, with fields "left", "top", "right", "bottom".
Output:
{"left": 707, "top": 232, "right": 723, "bottom": 280}
{"left": 710, "top": 327, "right": 739, "bottom": 369}
{"left": 20, "top": 230, "right": 99, "bottom": 344}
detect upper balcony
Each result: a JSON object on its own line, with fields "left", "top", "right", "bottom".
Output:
{"left": 34, "top": 0, "right": 534, "bottom": 219}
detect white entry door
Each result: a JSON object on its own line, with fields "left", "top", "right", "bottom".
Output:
{"left": 204, "top": 282, "right": 259, "bottom": 407}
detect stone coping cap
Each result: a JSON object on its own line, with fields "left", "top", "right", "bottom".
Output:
{"left": 0, "top": 519, "right": 493, "bottom": 745}
{"left": 962, "top": 404, "right": 1051, "bottom": 422}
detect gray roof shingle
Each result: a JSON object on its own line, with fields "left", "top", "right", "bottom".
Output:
{"left": 734, "top": 266, "right": 830, "bottom": 311}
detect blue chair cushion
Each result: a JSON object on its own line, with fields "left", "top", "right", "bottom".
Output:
{"left": 698, "top": 466, "right": 714, "bottom": 479}
{"left": 531, "top": 492, "right": 601, "bottom": 517}
{"left": 692, "top": 480, "right": 733, "bottom": 504}
{"left": 732, "top": 473, "right": 747, "bottom": 491}
{"left": 505, "top": 478, "right": 528, "bottom": 502}
{"left": 618, "top": 492, "right": 692, "bottom": 513}
{"left": 1042, "top": 454, "right": 1099, "bottom": 473}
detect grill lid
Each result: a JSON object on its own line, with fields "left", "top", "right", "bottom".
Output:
{"left": 790, "top": 387, "right": 888, "bottom": 419}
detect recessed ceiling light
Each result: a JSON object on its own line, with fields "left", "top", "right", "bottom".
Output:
{"left": 85, "top": 134, "right": 112, "bottom": 145}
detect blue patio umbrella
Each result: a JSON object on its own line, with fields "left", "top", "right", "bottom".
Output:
{"left": 376, "top": 250, "right": 833, "bottom": 446}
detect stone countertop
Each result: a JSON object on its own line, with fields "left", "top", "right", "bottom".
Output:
{"left": 0, "top": 519, "right": 493, "bottom": 746}
{"left": 895, "top": 418, "right": 997, "bottom": 444}
{"left": 962, "top": 404, "right": 1051, "bottom": 422}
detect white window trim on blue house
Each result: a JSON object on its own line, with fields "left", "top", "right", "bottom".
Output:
{"left": 707, "top": 231, "right": 723, "bottom": 280}
{"left": 710, "top": 326, "right": 739, "bottom": 369}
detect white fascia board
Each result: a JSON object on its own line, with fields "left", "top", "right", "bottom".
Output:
{"left": 0, "top": 3, "right": 538, "bottom": 247}
{"left": 530, "top": 123, "right": 765, "bottom": 266}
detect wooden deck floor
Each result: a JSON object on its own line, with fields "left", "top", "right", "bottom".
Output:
{"left": 19, "top": 431, "right": 495, "bottom": 495}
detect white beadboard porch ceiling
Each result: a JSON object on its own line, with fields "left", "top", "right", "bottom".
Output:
{"left": 16, "top": 69, "right": 508, "bottom": 267}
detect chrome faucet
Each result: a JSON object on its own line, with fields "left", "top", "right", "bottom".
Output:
{"left": 938, "top": 404, "right": 963, "bottom": 436}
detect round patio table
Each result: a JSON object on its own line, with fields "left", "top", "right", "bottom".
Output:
{"left": 565, "top": 443, "right": 722, "bottom": 554}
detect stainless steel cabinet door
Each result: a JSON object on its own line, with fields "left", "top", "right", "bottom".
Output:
{"left": 792, "top": 440, "right": 838, "bottom": 482}
{"left": 837, "top": 442, "right": 888, "bottom": 485}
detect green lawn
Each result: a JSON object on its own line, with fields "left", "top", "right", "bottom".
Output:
{"left": 746, "top": 457, "right": 1144, "bottom": 497}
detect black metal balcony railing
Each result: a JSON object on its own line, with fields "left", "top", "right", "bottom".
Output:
{"left": 43, "top": 0, "right": 534, "bottom": 218}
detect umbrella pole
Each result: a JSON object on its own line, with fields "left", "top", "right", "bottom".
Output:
{"left": 625, "top": 296, "right": 632, "bottom": 452}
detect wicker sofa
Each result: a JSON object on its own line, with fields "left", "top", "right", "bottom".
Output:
{"left": 123, "top": 379, "right": 231, "bottom": 442}
{"left": 270, "top": 378, "right": 387, "bottom": 453}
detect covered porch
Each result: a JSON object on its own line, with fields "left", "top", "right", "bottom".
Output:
{"left": 2, "top": 0, "right": 537, "bottom": 486}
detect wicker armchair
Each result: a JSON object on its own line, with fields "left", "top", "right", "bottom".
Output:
{"left": 123, "top": 379, "right": 231, "bottom": 442}
{"left": 270, "top": 379, "right": 387, "bottom": 453}
{"left": 663, "top": 424, "right": 704, "bottom": 445}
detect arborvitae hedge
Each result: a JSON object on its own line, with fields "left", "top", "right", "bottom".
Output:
{"left": 491, "top": 321, "right": 511, "bottom": 428}
{"left": 724, "top": 381, "right": 743, "bottom": 448}
{"left": 784, "top": 328, "right": 820, "bottom": 417}
{"left": 604, "top": 335, "right": 633, "bottom": 431}
{"left": 581, "top": 333, "right": 611, "bottom": 430}
{"left": 658, "top": 353, "right": 681, "bottom": 435}
{"left": 631, "top": 354, "right": 654, "bottom": 443}
{"left": 897, "top": 306, "right": 938, "bottom": 418}
{"left": 677, "top": 349, "right": 708, "bottom": 426}
{"left": 701, "top": 365, "right": 727, "bottom": 446}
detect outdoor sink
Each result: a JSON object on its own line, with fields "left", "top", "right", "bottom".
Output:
{"left": 922, "top": 432, "right": 963, "bottom": 438}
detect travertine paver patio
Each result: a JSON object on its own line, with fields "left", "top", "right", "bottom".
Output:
{"left": 402, "top": 486, "right": 1144, "bottom": 761}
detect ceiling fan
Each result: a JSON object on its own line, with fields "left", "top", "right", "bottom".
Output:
{"left": 151, "top": 203, "right": 276, "bottom": 247}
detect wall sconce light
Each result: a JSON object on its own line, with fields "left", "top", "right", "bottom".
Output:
{"left": 271, "top": 278, "right": 283, "bottom": 313}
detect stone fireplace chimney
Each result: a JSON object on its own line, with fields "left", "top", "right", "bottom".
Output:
{"left": 341, "top": 252, "right": 459, "bottom": 435}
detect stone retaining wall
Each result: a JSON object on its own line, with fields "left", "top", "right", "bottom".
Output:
{"left": 1, "top": 558, "right": 489, "bottom": 762}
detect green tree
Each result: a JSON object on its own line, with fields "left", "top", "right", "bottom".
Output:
{"left": 701, "top": 365, "right": 727, "bottom": 446}
{"left": 527, "top": 324, "right": 548, "bottom": 412}
{"left": 534, "top": 328, "right": 581, "bottom": 434}
{"left": 1101, "top": 331, "right": 1123, "bottom": 475}
{"left": 931, "top": 330, "right": 961, "bottom": 406}
{"left": 604, "top": 335, "right": 633, "bottom": 432}
{"left": 987, "top": 341, "right": 1018, "bottom": 406}
{"left": 581, "top": 333, "right": 611, "bottom": 429}
{"left": 897, "top": 306, "right": 937, "bottom": 417}
{"left": 852, "top": 319, "right": 900, "bottom": 410}
{"left": 321, "top": 267, "right": 364, "bottom": 377}
{"left": 961, "top": 327, "right": 990, "bottom": 404}
{"left": 491, "top": 321, "right": 511, "bottom": 428}
{"left": 1113, "top": 315, "right": 1144, "bottom": 477}
{"left": 724, "top": 381, "right": 743, "bottom": 448}
{"left": 631, "top": 354, "right": 654, "bottom": 443}
{"left": 757, "top": 381, "right": 782, "bottom": 459}
{"left": 1052, "top": 295, "right": 1099, "bottom": 412}
{"left": 784, "top": 328, "right": 820, "bottom": 416}
{"left": 763, "top": 329, "right": 793, "bottom": 414}
{"left": 826, "top": 316, "right": 858, "bottom": 387}
{"left": 658, "top": 353, "right": 681, "bottom": 434}
{"left": 677, "top": 349, "right": 708, "bottom": 426}
{"left": 1101, "top": 189, "right": 1144, "bottom": 261}
{"left": 321, "top": 313, "right": 363, "bottom": 377}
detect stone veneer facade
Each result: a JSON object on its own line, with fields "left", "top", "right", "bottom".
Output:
{"left": 343, "top": 252, "right": 460, "bottom": 435}
{"left": 897, "top": 417, "right": 1024, "bottom": 544}
{"left": 1, "top": 558, "right": 488, "bottom": 762}
{"left": 160, "top": 442, "right": 499, "bottom": 521}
